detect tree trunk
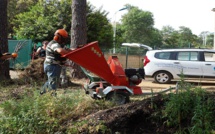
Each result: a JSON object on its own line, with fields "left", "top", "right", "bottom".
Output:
{"left": 70, "top": 0, "right": 87, "bottom": 78}
{"left": 0, "top": 0, "right": 10, "bottom": 80}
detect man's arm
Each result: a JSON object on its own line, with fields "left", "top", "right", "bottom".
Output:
{"left": 35, "top": 47, "right": 41, "bottom": 56}
{"left": 0, "top": 53, "right": 18, "bottom": 60}
{"left": 0, "top": 53, "right": 13, "bottom": 60}
{"left": 56, "top": 48, "right": 72, "bottom": 55}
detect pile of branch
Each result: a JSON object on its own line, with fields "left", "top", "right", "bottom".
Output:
{"left": 19, "top": 58, "right": 46, "bottom": 83}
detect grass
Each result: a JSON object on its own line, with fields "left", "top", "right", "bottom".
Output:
{"left": 0, "top": 78, "right": 115, "bottom": 134}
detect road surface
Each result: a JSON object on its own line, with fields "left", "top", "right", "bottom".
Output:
{"left": 139, "top": 77, "right": 215, "bottom": 93}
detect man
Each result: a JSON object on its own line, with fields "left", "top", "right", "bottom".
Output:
{"left": 34, "top": 40, "right": 49, "bottom": 78}
{"left": 35, "top": 40, "right": 49, "bottom": 58}
{"left": 40, "top": 29, "right": 72, "bottom": 96}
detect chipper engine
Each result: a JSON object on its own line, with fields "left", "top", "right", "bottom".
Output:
{"left": 63, "top": 41, "right": 145, "bottom": 104}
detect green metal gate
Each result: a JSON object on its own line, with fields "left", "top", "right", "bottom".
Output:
{"left": 8, "top": 39, "right": 33, "bottom": 69}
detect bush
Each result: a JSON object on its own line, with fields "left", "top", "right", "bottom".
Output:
{"left": 162, "top": 81, "right": 215, "bottom": 133}
{"left": 0, "top": 89, "right": 114, "bottom": 133}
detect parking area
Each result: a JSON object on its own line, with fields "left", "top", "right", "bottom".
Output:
{"left": 139, "top": 77, "right": 215, "bottom": 93}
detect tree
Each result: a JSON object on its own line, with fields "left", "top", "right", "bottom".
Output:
{"left": 177, "top": 26, "right": 195, "bottom": 48}
{"left": 8, "top": 0, "right": 39, "bottom": 37}
{"left": 0, "top": 0, "right": 10, "bottom": 80}
{"left": 86, "top": 4, "right": 113, "bottom": 48}
{"left": 160, "top": 25, "right": 179, "bottom": 48}
{"left": 71, "top": 0, "right": 87, "bottom": 47}
{"left": 149, "top": 28, "right": 163, "bottom": 49}
{"left": 206, "top": 33, "right": 214, "bottom": 48}
{"left": 70, "top": 0, "right": 87, "bottom": 78}
{"left": 13, "top": 0, "right": 112, "bottom": 46}
{"left": 14, "top": 0, "right": 72, "bottom": 42}
{"left": 120, "top": 5, "right": 157, "bottom": 48}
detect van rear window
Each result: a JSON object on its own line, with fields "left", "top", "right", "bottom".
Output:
{"left": 204, "top": 52, "right": 215, "bottom": 62}
{"left": 155, "top": 52, "right": 171, "bottom": 59}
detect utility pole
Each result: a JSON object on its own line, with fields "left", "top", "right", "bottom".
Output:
{"left": 212, "top": 8, "right": 215, "bottom": 61}
{"left": 113, "top": 7, "right": 128, "bottom": 54}
{"left": 202, "top": 31, "right": 209, "bottom": 46}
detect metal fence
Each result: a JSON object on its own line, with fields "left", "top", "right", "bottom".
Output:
{"left": 102, "top": 47, "right": 148, "bottom": 69}
{"left": 8, "top": 40, "right": 148, "bottom": 70}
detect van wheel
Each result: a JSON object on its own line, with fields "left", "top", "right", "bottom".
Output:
{"left": 154, "top": 71, "right": 172, "bottom": 84}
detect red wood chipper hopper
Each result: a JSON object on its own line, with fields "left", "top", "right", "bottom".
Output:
{"left": 63, "top": 41, "right": 145, "bottom": 104}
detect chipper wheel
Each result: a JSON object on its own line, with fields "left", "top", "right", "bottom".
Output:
{"left": 105, "top": 91, "right": 130, "bottom": 105}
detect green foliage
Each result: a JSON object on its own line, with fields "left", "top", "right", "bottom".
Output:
{"left": 14, "top": 0, "right": 72, "bottom": 42}
{"left": 189, "top": 88, "right": 215, "bottom": 134}
{"left": 162, "top": 80, "right": 215, "bottom": 133}
{"left": 66, "top": 120, "right": 111, "bottom": 134}
{"left": 160, "top": 25, "right": 180, "bottom": 48}
{"left": 163, "top": 85, "right": 194, "bottom": 127}
{"left": 177, "top": 26, "right": 196, "bottom": 48}
{"left": 205, "top": 33, "right": 214, "bottom": 48}
{"left": 8, "top": 0, "right": 39, "bottom": 35}
{"left": 8, "top": 1, "right": 214, "bottom": 50}
{"left": 120, "top": 5, "right": 158, "bottom": 46}
{"left": 12, "top": 1, "right": 113, "bottom": 48}
{"left": 0, "top": 93, "right": 61, "bottom": 133}
{"left": 160, "top": 25, "right": 205, "bottom": 49}
{"left": 0, "top": 88, "right": 114, "bottom": 133}
{"left": 87, "top": 4, "right": 113, "bottom": 48}
{"left": 9, "top": 1, "right": 211, "bottom": 50}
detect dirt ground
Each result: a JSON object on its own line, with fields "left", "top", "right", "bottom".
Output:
{"left": 81, "top": 94, "right": 169, "bottom": 134}
{"left": 10, "top": 70, "right": 20, "bottom": 79}
{"left": 79, "top": 78, "right": 215, "bottom": 134}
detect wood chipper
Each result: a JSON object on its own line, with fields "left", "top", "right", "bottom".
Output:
{"left": 63, "top": 41, "right": 145, "bottom": 104}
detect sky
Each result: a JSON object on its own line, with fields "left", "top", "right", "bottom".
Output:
{"left": 87, "top": 0, "right": 215, "bottom": 35}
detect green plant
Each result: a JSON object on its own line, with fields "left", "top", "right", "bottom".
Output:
{"left": 163, "top": 78, "right": 193, "bottom": 124}
{"left": 0, "top": 93, "right": 60, "bottom": 133}
{"left": 188, "top": 88, "right": 215, "bottom": 134}
{"left": 163, "top": 78, "right": 215, "bottom": 133}
{"left": 0, "top": 85, "right": 116, "bottom": 134}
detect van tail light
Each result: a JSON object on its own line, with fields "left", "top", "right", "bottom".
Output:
{"left": 143, "top": 56, "right": 150, "bottom": 66}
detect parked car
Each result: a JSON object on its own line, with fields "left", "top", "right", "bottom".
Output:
{"left": 143, "top": 49, "right": 215, "bottom": 84}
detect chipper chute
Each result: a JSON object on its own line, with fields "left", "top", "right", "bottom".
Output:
{"left": 63, "top": 41, "right": 145, "bottom": 104}
{"left": 64, "top": 42, "right": 118, "bottom": 84}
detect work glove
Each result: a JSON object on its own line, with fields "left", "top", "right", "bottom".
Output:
{"left": 12, "top": 53, "right": 18, "bottom": 58}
